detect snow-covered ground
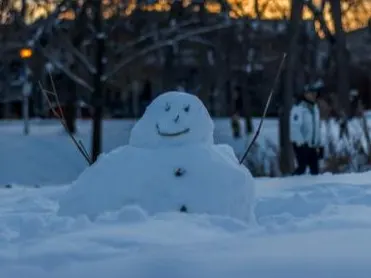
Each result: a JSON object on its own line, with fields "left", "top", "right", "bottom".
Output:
{"left": 2, "top": 173, "right": 371, "bottom": 278}
{"left": 1, "top": 117, "right": 371, "bottom": 277}
{"left": 0, "top": 118, "right": 275, "bottom": 186}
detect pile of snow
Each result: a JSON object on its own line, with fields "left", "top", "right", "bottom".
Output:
{"left": 58, "top": 92, "right": 255, "bottom": 222}
{"left": 2, "top": 173, "right": 371, "bottom": 278}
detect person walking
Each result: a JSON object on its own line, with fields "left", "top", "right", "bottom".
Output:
{"left": 290, "top": 87, "right": 324, "bottom": 175}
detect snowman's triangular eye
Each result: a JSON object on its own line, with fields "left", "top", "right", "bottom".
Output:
{"left": 165, "top": 103, "right": 171, "bottom": 111}
{"left": 184, "top": 105, "right": 190, "bottom": 112}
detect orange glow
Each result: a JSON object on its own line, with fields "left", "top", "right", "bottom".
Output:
{"left": 141, "top": 0, "right": 171, "bottom": 13}
{"left": 19, "top": 48, "right": 33, "bottom": 59}
{"left": 16, "top": 0, "right": 370, "bottom": 35}
{"left": 59, "top": 10, "right": 76, "bottom": 20}
{"left": 205, "top": 2, "right": 221, "bottom": 14}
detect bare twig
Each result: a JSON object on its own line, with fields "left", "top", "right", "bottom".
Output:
{"left": 40, "top": 48, "right": 94, "bottom": 92}
{"left": 239, "top": 53, "right": 287, "bottom": 164}
{"left": 114, "top": 18, "right": 200, "bottom": 55}
{"left": 78, "top": 140, "right": 91, "bottom": 160}
{"left": 304, "top": 0, "right": 335, "bottom": 42}
{"left": 38, "top": 79, "right": 93, "bottom": 165}
{"left": 19, "top": 0, "right": 93, "bottom": 93}
{"left": 47, "top": 72, "right": 65, "bottom": 119}
{"left": 56, "top": 30, "right": 96, "bottom": 75}
{"left": 103, "top": 20, "right": 235, "bottom": 81}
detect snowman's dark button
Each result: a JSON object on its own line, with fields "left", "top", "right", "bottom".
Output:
{"left": 180, "top": 205, "right": 188, "bottom": 213}
{"left": 174, "top": 167, "right": 186, "bottom": 177}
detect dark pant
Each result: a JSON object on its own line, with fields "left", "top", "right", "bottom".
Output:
{"left": 292, "top": 144, "right": 319, "bottom": 175}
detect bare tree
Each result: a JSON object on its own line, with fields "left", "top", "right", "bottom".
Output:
{"left": 24, "top": 0, "right": 237, "bottom": 163}
{"left": 279, "top": 0, "right": 304, "bottom": 175}
{"left": 277, "top": 0, "right": 358, "bottom": 175}
{"left": 330, "top": 0, "right": 350, "bottom": 116}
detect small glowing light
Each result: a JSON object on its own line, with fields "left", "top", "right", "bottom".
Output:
{"left": 20, "top": 48, "right": 33, "bottom": 59}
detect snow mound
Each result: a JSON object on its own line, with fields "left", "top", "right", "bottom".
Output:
{"left": 3, "top": 177, "right": 371, "bottom": 278}
{"left": 58, "top": 144, "right": 255, "bottom": 221}
{"left": 58, "top": 92, "right": 255, "bottom": 222}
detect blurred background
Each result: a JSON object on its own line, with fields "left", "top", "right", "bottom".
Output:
{"left": 0, "top": 0, "right": 370, "bottom": 182}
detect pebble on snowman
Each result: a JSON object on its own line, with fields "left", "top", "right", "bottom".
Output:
{"left": 58, "top": 91, "right": 255, "bottom": 223}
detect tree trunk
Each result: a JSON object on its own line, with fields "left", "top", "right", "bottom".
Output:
{"left": 245, "top": 114, "right": 254, "bottom": 134}
{"left": 242, "top": 82, "right": 253, "bottom": 134}
{"left": 21, "top": 0, "right": 26, "bottom": 19}
{"left": 65, "top": 78, "right": 77, "bottom": 134}
{"left": 330, "top": 0, "right": 350, "bottom": 116}
{"left": 279, "top": 0, "right": 304, "bottom": 175}
{"left": 163, "top": 46, "right": 175, "bottom": 91}
{"left": 91, "top": 0, "right": 105, "bottom": 163}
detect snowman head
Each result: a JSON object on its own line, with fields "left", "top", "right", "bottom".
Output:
{"left": 129, "top": 91, "right": 214, "bottom": 148}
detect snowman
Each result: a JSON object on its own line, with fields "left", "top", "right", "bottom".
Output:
{"left": 58, "top": 92, "right": 255, "bottom": 222}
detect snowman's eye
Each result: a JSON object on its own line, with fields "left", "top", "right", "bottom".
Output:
{"left": 165, "top": 103, "right": 171, "bottom": 112}
{"left": 184, "top": 105, "right": 190, "bottom": 113}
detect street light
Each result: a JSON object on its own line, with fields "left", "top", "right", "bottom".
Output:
{"left": 19, "top": 48, "right": 33, "bottom": 135}
{"left": 22, "top": 67, "right": 32, "bottom": 136}
{"left": 19, "top": 48, "right": 33, "bottom": 59}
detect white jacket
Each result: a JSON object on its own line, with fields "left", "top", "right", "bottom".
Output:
{"left": 290, "top": 100, "right": 322, "bottom": 147}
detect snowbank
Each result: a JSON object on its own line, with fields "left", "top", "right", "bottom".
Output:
{"left": 2, "top": 174, "right": 371, "bottom": 278}
{"left": 2, "top": 116, "right": 367, "bottom": 186}
{"left": 0, "top": 119, "right": 135, "bottom": 186}
{"left": 0, "top": 118, "right": 258, "bottom": 186}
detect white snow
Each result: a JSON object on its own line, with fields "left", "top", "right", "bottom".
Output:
{"left": 129, "top": 91, "right": 214, "bottom": 148}
{"left": 58, "top": 92, "right": 255, "bottom": 222}
{"left": 2, "top": 113, "right": 371, "bottom": 277}
{"left": 2, "top": 174, "right": 371, "bottom": 278}
{"left": 57, "top": 143, "right": 255, "bottom": 221}
{"left": 0, "top": 118, "right": 258, "bottom": 187}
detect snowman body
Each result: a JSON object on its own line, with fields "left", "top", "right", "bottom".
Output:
{"left": 58, "top": 92, "right": 255, "bottom": 222}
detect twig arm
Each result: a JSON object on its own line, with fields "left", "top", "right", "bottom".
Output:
{"left": 38, "top": 80, "right": 93, "bottom": 165}
{"left": 239, "top": 53, "right": 287, "bottom": 164}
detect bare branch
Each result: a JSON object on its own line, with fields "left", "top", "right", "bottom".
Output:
{"left": 26, "top": 0, "right": 72, "bottom": 47}
{"left": 103, "top": 20, "right": 235, "bottom": 82}
{"left": 40, "top": 47, "right": 94, "bottom": 92}
{"left": 259, "top": 0, "right": 271, "bottom": 17}
{"left": 47, "top": 73, "right": 68, "bottom": 134}
{"left": 186, "top": 37, "right": 215, "bottom": 48}
{"left": 239, "top": 53, "right": 287, "bottom": 164}
{"left": 78, "top": 140, "right": 91, "bottom": 161}
{"left": 56, "top": 30, "right": 96, "bottom": 75}
{"left": 114, "top": 18, "right": 200, "bottom": 55}
{"left": 304, "top": 0, "right": 335, "bottom": 42}
{"left": 254, "top": 0, "right": 262, "bottom": 18}
{"left": 185, "top": 37, "right": 226, "bottom": 60}
{"left": 18, "top": 0, "right": 93, "bottom": 93}
{"left": 38, "top": 80, "right": 92, "bottom": 165}
{"left": 104, "top": 1, "right": 129, "bottom": 35}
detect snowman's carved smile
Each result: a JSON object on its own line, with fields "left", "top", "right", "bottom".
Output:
{"left": 156, "top": 123, "right": 190, "bottom": 137}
